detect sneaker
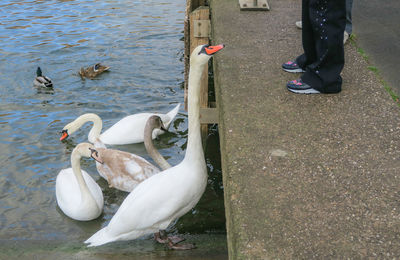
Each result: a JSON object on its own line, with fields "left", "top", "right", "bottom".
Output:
{"left": 282, "top": 61, "right": 305, "bottom": 73}
{"left": 295, "top": 21, "right": 302, "bottom": 29}
{"left": 286, "top": 79, "right": 320, "bottom": 94}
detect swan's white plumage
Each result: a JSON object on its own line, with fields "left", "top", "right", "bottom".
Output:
{"left": 56, "top": 169, "right": 103, "bottom": 220}
{"left": 56, "top": 143, "right": 103, "bottom": 221}
{"left": 61, "top": 109, "right": 179, "bottom": 192}
{"left": 85, "top": 44, "right": 223, "bottom": 247}
{"left": 99, "top": 105, "right": 179, "bottom": 145}
{"left": 85, "top": 161, "right": 207, "bottom": 246}
{"left": 62, "top": 103, "right": 180, "bottom": 146}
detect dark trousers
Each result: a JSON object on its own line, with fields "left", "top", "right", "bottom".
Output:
{"left": 296, "top": 0, "right": 346, "bottom": 93}
{"left": 345, "top": 0, "right": 353, "bottom": 34}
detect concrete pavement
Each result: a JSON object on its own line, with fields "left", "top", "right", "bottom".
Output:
{"left": 210, "top": 0, "right": 400, "bottom": 258}
{"left": 353, "top": 0, "right": 400, "bottom": 96}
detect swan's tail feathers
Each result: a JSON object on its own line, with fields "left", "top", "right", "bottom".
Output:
{"left": 85, "top": 227, "right": 115, "bottom": 247}
{"left": 165, "top": 103, "right": 180, "bottom": 128}
{"left": 85, "top": 227, "right": 151, "bottom": 247}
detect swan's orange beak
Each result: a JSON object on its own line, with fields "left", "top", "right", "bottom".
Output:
{"left": 205, "top": 44, "right": 225, "bottom": 55}
{"left": 60, "top": 130, "right": 69, "bottom": 141}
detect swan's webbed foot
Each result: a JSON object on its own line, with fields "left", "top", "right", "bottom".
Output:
{"left": 167, "top": 238, "right": 196, "bottom": 250}
{"left": 154, "top": 231, "right": 168, "bottom": 244}
{"left": 154, "top": 230, "right": 185, "bottom": 244}
{"left": 167, "top": 235, "right": 185, "bottom": 244}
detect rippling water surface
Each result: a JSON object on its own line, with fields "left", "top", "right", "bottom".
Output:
{"left": 0, "top": 0, "right": 225, "bottom": 248}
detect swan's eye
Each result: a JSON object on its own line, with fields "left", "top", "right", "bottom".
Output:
{"left": 198, "top": 44, "right": 210, "bottom": 55}
{"left": 89, "top": 148, "right": 98, "bottom": 157}
{"left": 60, "top": 129, "right": 69, "bottom": 141}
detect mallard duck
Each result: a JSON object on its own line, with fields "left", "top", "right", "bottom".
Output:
{"left": 85, "top": 44, "right": 225, "bottom": 250}
{"left": 33, "top": 67, "right": 53, "bottom": 88}
{"left": 79, "top": 63, "right": 110, "bottom": 79}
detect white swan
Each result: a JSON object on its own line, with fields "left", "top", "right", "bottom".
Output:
{"left": 84, "top": 44, "right": 224, "bottom": 249}
{"left": 60, "top": 103, "right": 180, "bottom": 145}
{"left": 56, "top": 143, "right": 104, "bottom": 221}
{"left": 92, "top": 116, "right": 170, "bottom": 192}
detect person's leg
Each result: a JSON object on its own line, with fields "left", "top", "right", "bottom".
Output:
{"left": 285, "top": 0, "right": 319, "bottom": 94}
{"left": 298, "top": 0, "right": 346, "bottom": 93}
{"left": 282, "top": 0, "right": 310, "bottom": 73}
{"left": 297, "top": 0, "right": 351, "bottom": 44}
{"left": 295, "top": 0, "right": 316, "bottom": 69}
{"left": 345, "top": 0, "right": 353, "bottom": 35}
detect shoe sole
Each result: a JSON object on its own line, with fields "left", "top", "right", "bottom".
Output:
{"left": 287, "top": 87, "right": 321, "bottom": 94}
{"left": 283, "top": 68, "right": 305, "bottom": 73}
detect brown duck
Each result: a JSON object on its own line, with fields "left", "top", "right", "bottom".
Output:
{"left": 79, "top": 63, "right": 110, "bottom": 79}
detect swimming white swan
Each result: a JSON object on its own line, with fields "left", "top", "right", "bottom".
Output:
{"left": 56, "top": 143, "right": 104, "bottom": 221}
{"left": 84, "top": 44, "right": 224, "bottom": 249}
{"left": 92, "top": 116, "right": 170, "bottom": 192}
{"left": 60, "top": 103, "right": 180, "bottom": 145}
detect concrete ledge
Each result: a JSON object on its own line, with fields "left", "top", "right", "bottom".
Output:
{"left": 0, "top": 235, "right": 228, "bottom": 260}
{"left": 210, "top": 0, "right": 400, "bottom": 258}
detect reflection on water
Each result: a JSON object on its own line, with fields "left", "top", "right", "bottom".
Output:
{"left": 0, "top": 0, "right": 225, "bottom": 247}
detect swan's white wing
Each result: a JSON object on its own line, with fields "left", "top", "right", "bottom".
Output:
{"left": 83, "top": 170, "right": 104, "bottom": 210}
{"left": 101, "top": 164, "right": 195, "bottom": 238}
{"left": 161, "top": 103, "right": 180, "bottom": 128}
{"left": 99, "top": 104, "right": 180, "bottom": 145}
{"left": 100, "top": 113, "right": 153, "bottom": 145}
{"left": 152, "top": 103, "right": 180, "bottom": 138}
{"left": 56, "top": 168, "right": 83, "bottom": 209}
{"left": 56, "top": 168, "right": 103, "bottom": 219}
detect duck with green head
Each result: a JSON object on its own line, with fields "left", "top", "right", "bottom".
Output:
{"left": 33, "top": 67, "right": 53, "bottom": 88}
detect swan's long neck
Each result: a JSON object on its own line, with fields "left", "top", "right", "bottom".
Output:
{"left": 144, "top": 125, "right": 171, "bottom": 171}
{"left": 71, "top": 151, "right": 97, "bottom": 207}
{"left": 184, "top": 59, "right": 207, "bottom": 163}
{"left": 74, "top": 114, "right": 102, "bottom": 144}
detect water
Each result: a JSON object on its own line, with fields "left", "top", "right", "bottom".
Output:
{"left": 0, "top": 0, "right": 226, "bottom": 256}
